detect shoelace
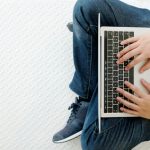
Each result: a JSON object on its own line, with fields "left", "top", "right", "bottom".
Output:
{"left": 67, "top": 97, "right": 81, "bottom": 124}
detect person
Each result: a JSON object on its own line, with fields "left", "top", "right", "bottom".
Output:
{"left": 53, "top": 0, "right": 150, "bottom": 149}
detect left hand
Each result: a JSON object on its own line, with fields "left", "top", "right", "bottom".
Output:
{"left": 116, "top": 79, "right": 150, "bottom": 119}
{"left": 117, "top": 34, "right": 150, "bottom": 73}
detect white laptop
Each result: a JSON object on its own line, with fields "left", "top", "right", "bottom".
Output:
{"left": 98, "top": 13, "right": 150, "bottom": 120}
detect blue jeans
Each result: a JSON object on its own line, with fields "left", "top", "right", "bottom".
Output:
{"left": 69, "top": 0, "right": 150, "bottom": 149}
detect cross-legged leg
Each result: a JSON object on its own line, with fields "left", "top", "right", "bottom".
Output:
{"left": 71, "top": 0, "right": 150, "bottom": 150}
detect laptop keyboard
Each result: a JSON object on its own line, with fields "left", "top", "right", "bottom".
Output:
{"left": 104, "top": 31, "right": 134, "bottom": 113}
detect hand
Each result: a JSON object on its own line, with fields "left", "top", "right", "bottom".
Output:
{"left": 116, "top": 79, "right": 150, "bottom": 119}
{"left": 117, "top": 34, "right": 150, "bottom": 72}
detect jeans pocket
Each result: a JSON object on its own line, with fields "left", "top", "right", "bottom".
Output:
{"left": 92, "top": 120, "right": 99, "bottom": 141}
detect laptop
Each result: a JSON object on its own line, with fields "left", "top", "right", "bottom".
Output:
{"left": 98, "top": 13, "right": 150, "bottom": 120}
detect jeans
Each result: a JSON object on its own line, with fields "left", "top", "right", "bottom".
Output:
{"left": 69, "top": 0, "right": 150, "bottom": 149}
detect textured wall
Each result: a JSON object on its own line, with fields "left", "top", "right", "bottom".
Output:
{"left": 0, "top": 0, "right": 79, "bottom": 150}
{"left": 0, "top": 0, "right": 149, "bottom": 150}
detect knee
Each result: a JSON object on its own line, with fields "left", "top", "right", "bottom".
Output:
{"left": 73, "top": 0, "right": 106, "bottom": 17}
{"left": 73, "top": 0, "right": 99, "bottom": 33}
{"left": 73, "top": 0, "right": 97, "bottom": 18}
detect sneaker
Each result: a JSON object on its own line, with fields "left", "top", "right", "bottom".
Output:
{"left": 52, "top": 97, "right": 89, "bottom": 143}
{"left": 67, "top": 22, "right": 73, "bottom": 32}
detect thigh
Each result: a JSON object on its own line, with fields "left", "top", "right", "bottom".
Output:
{"left": 140, "top": 118, "right": 150, "bottom": 141}
{"left": 73, "top": 0, "right": 118, "bottom": 36}
{"left": 92, "top": 118, "right": 148, "bottom": 150}
{"left": 82, "top": 117, "right": 150, "bottom": 150}
{"left": 74, "top": 0, "right": 150, "bottom": 29}
{"left": 81, "top": 117, "right": 125, "bottom": 150}
{"left": 105, "top": 0, "right": 150, "bottom": 27}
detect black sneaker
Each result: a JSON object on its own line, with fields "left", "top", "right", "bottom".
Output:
{"left": 67, "top": 22, "right": 73, "bottom": 32}
{"left": 52, "top": 97, "right": 89, "bottom": 143}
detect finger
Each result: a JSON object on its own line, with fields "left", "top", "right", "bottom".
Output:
{"left": 116, "top": 87, "right": 140, "bottom": 104}
{"left": 117, "top": 42, "right": 140, "bottom": 58}
{"left": 117, "top": 48, "right": 140, "bottom": 64}
{"left": 140, "top": 60, "right": 150, "bottom": 73}
{"left": 117, "top": 97, "right": 139, "bottom": 111}
{"left": 125, "top": 54, "right": 145, "bottom": 70}
{"left": 120, "top": 107, "right": 138, "bottom": 116}
{"left": 124, "top": 81, "right": 146, "bottom": 98}
{"left": 121, "top": 37, "right": 139, "bottom": 45}
{"left": 141, "top": 79, "right": 150, "bottom": 92}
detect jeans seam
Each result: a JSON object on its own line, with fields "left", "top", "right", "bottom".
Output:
{"left": 106, "top": 0, "right": 119, "bottom": 24}
{"left": 86, "top": 24, "right": 98, "bottom": 99}
{"left": 75, "top": 14, "right": 90, "bottom": 34}
{"left": 78, "top": 33, "right": 92, "bottom": 99}
{"left": 80, "top": 6, "right": 90, "bottom": 29}
{"left": 86, "top": 35, "right": 93, "bottom": 99}
{"left": 90, "top": 24, "right": 98, "bottom": 28}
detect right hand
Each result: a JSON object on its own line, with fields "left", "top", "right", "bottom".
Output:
{"left": 117, "top": 33, "right": 150, "bottom": 73}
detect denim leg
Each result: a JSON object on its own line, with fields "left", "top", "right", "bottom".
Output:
{"left": 79, "top": 0, "right": 150, "bottom": 150}
{"left": 69, "top": 0, "right": 118, "bottom": 98}
{"left": 87, "top": 117, "right": 150, "bottom": 150}
{"left": 69, "top": 0, "right": 150, "bottom": 99}
{"left": 81, "top": 86, "right": 150, "bottom": 150}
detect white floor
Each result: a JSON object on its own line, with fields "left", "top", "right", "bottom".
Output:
{"left": 0, "top": 0, "right": 150, "bottom": 150}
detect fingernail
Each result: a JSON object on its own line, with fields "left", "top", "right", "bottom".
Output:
{"left": 141, "top": 78, "right": 146, "bottom": 83}
{"left": 120, "top": 42, "right": 123, "bottom": 45}
{"left": 116, "top": 87, "right": 120, "bottom": 91}
{"left": 125, "top": 81, "right": 128, "bottom": 84}
{"left": 117, "top": 54, "right": 120, "bottom": 57}
{"left": 140, "top": 69, "right": 143, "bottom": 73}
{"left": 120, "top": 107, "right": 123, "bottom": 111}
{"left": 125, "top": 67, "right": 128, "bottom": 71}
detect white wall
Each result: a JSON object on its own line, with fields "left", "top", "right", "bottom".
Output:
{"left": 0, "top": 0, "right": 80, "bottom": 150}
{"left": 0, "top": 0, "right": 149, "bottom": 150}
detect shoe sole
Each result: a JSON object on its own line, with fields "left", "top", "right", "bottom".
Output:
{"left": 53, "top": 130, "right": 82, "bottom": 143}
